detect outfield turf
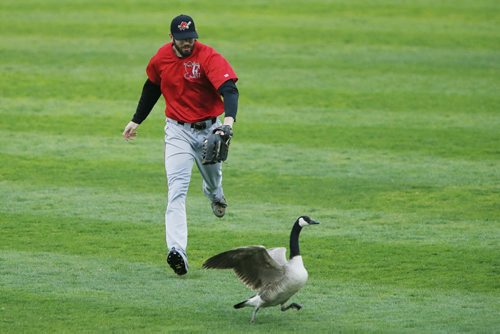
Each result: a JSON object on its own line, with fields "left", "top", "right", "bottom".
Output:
{"left": 1, "top": 0, "right": 499, "bottom": 333}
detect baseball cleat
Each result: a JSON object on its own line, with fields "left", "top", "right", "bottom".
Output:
{"left": 211, "top": 196, "right": 227, "bottom": 218}
{"left": 167, "top": 248, "right": 188, "bottom": 276}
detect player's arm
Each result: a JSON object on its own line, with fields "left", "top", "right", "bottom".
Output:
{"left": 217, "top": 79, "right": 239, "bottom": 129}
{"left": 123, "top": 79, "right": 162, "bottom": 140}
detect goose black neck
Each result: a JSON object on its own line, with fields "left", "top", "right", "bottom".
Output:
{"left": 289, "top": 222, "right": 303, "bottom": 259}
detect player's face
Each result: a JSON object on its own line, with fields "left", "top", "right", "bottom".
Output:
{"left": 173, "top": 38, "right": 196, "bottom": 57}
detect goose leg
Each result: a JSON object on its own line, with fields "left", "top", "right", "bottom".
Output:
{"left": 281, "top": 302, "right": 303, "bottom": 312}
{"left": 250, "top": 307, "right": 260, "bottom": 323}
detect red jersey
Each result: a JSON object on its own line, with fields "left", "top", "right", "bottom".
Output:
{"left": 146, "top": 41, "right": 238, "bottom": 123}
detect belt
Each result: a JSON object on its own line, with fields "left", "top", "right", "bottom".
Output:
{"left": 176, "top": 118, "right": 216, "bottom": 130}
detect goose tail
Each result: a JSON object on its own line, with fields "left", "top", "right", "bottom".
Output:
{"left": 234, "top": 294, "right": 262, "bottom": 309}
{"left": 233, "top": 300, "right": 248, "bottom": 309}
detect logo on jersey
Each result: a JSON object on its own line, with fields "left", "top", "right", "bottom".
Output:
{"left": 184, "top": 61, "right": 201, "bottom": 79}
{"left": 178, "top": 21, "right": 192, "bottom": 31}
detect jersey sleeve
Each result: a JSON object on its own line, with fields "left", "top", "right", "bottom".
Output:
{"left": 205, "top": 51, "right": 238, "bottom": 90}
{"left": 146, "top": 54, "right": 161, "bottom": 85}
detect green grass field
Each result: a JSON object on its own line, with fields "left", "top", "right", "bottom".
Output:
{"left": 1, "top": 0, "right": 499, "bottom": 332}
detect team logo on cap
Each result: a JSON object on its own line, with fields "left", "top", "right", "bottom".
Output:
{"left": 178, "top": 21, "right": 192, "bottom": 31}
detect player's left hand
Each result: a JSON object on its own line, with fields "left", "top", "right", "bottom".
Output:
{"left": 202, "top": 125, "right": 233, "bottom": 165}
{"left": 214, "top": 125, "right": 233, "bottom": 140}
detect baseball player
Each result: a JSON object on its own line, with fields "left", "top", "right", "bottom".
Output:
{"left": 122, "top": 14, "right": 239, "bottom": 276}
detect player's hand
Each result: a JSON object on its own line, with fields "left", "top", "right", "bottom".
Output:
{"left": 214, "top": 125, "right": 233, "bottom": 140}
{"left": 123, "top": 121, "right": 139, "bottom": 141}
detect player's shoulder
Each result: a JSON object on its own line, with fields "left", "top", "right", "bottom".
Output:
{"left": 158, "top": 42, "right": 172, "bottom": 52}
{"left": 152, "top": 42, "right": 175, "bottom": 59}
{"left": 195, "top": 42, "right": 220, "bottom": 57}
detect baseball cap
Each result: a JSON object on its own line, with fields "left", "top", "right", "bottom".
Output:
{"left": 170, "top": 14, "right": 199, "bottom": 40}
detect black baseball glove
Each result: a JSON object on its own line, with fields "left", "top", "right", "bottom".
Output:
{"left": 202, "top": 125, "right": 233, "bottom": 165}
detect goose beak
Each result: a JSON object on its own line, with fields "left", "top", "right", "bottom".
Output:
{"left": 309, "top": 219, "right": 320, "bottom": 225}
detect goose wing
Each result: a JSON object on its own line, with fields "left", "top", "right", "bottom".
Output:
{"left": 266, "top": 247, "right": 287, "bottom": 266}
{"left": 203, "top": 246, "right": 285, "bottom": 290}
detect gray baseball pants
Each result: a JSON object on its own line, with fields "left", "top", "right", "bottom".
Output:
{"left": 164, "top": 117, "right": 225, "bottom": 253}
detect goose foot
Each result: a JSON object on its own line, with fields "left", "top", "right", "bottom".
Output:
{"left": 281, "top": 302, "right": 302, "bottom": 312}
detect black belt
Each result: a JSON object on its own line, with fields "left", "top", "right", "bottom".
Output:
{"left": 177, "top": 118, "right": 216, "bottom": 130}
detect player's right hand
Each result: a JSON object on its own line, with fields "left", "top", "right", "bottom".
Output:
{"left": 123, "top": 121, "right": 139, "bottom": 141}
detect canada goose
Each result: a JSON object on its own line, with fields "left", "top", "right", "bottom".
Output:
{"left": 202, "top": 216, "right": 319, "bottom": 322}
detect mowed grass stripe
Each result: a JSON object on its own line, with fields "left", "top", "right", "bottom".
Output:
{"left": 2, "top": 112, "right": 498, "bottom": 158}
{"left": 1, "top": 281, "right": 497, "bottom": 333}
{"left": 2, "top": 212, "right": 498, "bottom": 288}
{"left": 2, "top": 32, "right": 498, "bottom": 72}
{"left": 3, "top": 131, "right": 498, "bottom": 186}
{"left": 2, "top": 152, "right": 498, "bottom": 218}
{"left": 1, "top": 1, "right": 498, "bottom": 50}
{"left": 1, "top": 226, "right": 497, "bottom": 293}
{"left": 1, "top": 189, "right": 497, "bottom": 250}
{"left": 3, "top": 37, "right": 499, "bottom": 78}
{"left": 4, "top": 62, "right": 497, "bottom": 98}
{"left": 2, "top": 97, "right": 498, "bottom": 130}
{"left": 3, "top": 84, "right": 498, "bottom": 119}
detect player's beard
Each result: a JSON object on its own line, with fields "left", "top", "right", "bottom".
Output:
{"left": 173, "top": 40, "right": 194, "bottom": 57}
